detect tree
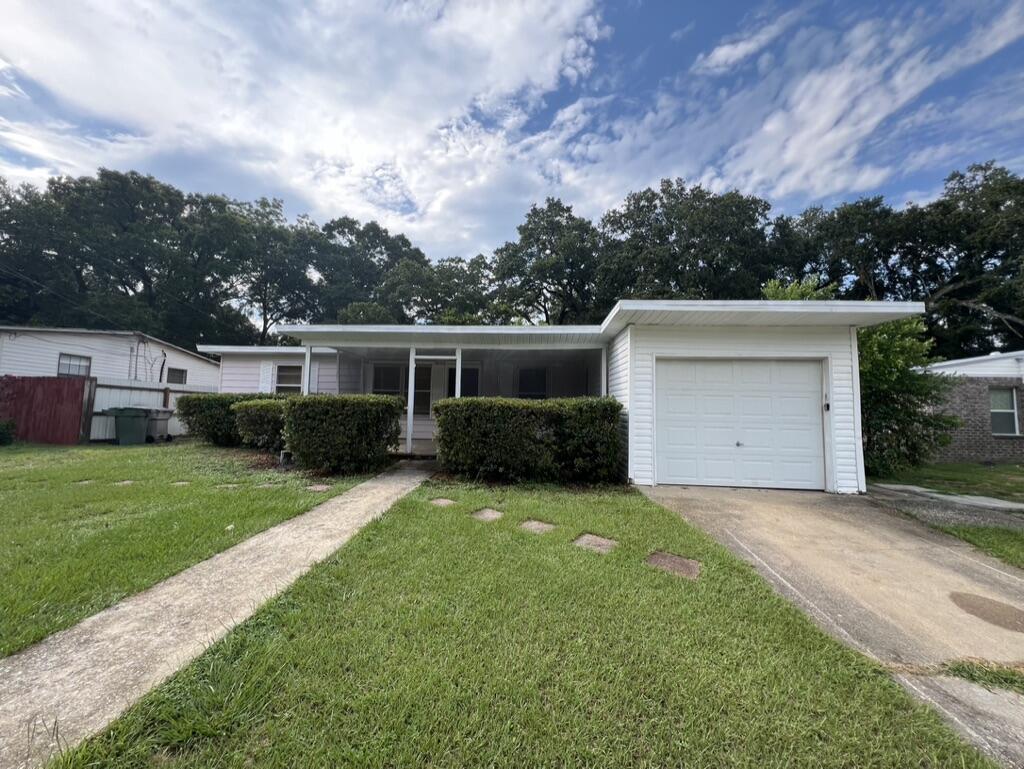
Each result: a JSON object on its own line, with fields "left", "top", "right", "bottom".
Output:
{"left": 762, "top": 275, "right": 836, "bottom": 300}
{"left": 493, "top": 198, "right": 602, "bottom": 324}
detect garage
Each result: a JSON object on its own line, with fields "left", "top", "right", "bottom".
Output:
{"left": 655, "top": 359, "right": 826, "bottom": 490}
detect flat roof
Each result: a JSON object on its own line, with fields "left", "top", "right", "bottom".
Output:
{"left": 0, "top": 325, "right": 218, "bottom": 365}
{"left": 927, "top": 349, "right": 1024, "bottom": 369}
{"left": 272, "top": 300, "right": 923, "bottom": 348}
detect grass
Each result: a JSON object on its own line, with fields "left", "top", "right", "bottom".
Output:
{"left": 0, "top": 441, "right": 361, "bottom": 657}
{"left": 880, "top": 462, "right": 1024, "bottom": 502}
{"left": 939, "top": 525, "right": 1024, "bottom": 569}
{"left": 944, "top": 660, "right": 1024, "bottom": 696}
{"left": 55, "top": 482, "right": 992, "bottom": 768}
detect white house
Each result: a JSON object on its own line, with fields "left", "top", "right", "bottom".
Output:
{"left": 925, "top": 350, "right": 1024, "bottom": 463}
{"left": 0, "top": 326, "right": 220, "bottom": 438}
{"left": 199, "top": 299, "right": 922, "bottom": 493}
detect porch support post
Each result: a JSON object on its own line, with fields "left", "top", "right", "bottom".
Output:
{"left": 302, "top": 345, "right": 312, "bottom": 395}
{"left": 600, "top": 346, "right": 607, "bottom": 396}
{"left": 335, "top": 348, "right": 342, "bottom": 394}
{"left": 406, "top": 347, "right": 416, "bottom": 453}
{"left": 455, "top": 348, "right": 462, "bottom": 398}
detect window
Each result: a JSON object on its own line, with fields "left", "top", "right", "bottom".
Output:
{"left": 57, "top": 353, "right": 91, "bottom": 378}
{"left": 990, "top": 387, "right": 1019, "bottom": 435}
{"left": 372, "top": 365, "right": 402, "bottom": 396}
{"left": 447, "top": 367, "right": 480, "bottom": 397}
{"left": 275, "top": 365, "right": 303, "bottom": 394}
{"left": 518, "top": 367, "right": 547, "bottom": 399}
{"left": 166, "top": 367, "right": 187, "bottom": 385}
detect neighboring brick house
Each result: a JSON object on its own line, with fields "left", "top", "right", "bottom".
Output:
{"left": 927, "top": 351, "right": 1024, "bottom": 463}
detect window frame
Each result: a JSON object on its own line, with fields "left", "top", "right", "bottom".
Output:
{"left": 57, "top": 352, "right": 92, "bottom": 378}
{"left": 166, "top": 367, "right": 188, "bottom": 385}
{"left": 990, "top": 386, "right": 1019, "bottom": 436}
{"left": 371, "top": 364, "right": 403, "bottom": 398}
{"left": 274, "top": 364, "right": 303, "bottom": 394}
{"left": 517, "top": 367, "right": 548, "bottom": 400}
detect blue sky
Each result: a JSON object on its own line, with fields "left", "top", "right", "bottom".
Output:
{"left": 1, "top": 0, "right": 1022, "bottom": 257}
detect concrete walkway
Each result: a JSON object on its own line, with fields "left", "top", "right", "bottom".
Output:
{"left": 0, "top": 461, "right": 430, "bottom": 769}
{"left": 643, "top": 485, "right": 1024, "bottom": 767}
{"left": 871, "top": 483, "right": 1024, "bottom": 531}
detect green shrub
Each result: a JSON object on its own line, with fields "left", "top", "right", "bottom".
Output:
{"left": 284, "top": 395, "right": 403, "bottom": 473}
{"left": 433, "top": 397, "right": 623, "bottom": 483}
{"left": 0, "top": 419, "right": 14, "bottom": 446}
{"left": 232, "top": 399, "right": 288, "bottom": 452}
{"left": 176, "top": 393, "right": 285, "bottom": 446}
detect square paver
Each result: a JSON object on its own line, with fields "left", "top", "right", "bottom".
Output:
{"left": 471, "top": 508, "right": 503, "bottom": 522}
{"left": 520, "top": 519, "right": 555, "bottom": 534}
{"left": 306, "top": 484, "right": 332, "bottom": 492}
{"left": 431, "top": 497, "right": 456, "bottom": 507}
{"left": 573, "top": 533, "right": 617, "bottom": 554}
{"left": 114, "top": 480, "right": 135, "bottom": 486}
{"left": 646, "top": 551, "right": 701, "bottom": 580}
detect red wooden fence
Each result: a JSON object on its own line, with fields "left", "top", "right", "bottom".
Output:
{"left": 0, "top": 376, "right": 95, "bottom": 445}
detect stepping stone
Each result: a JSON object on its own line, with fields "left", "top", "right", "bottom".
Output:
{"left": 471, "top": 508, "right": 503, "bottom": 522}
{"left": 431, "top": 498, "right": 456, "bottom": 507}
{"left": 216, "top": 483, "right": 239, "bottom": 489}
{"left": 114, "top": 480, "right": 135, "bottom": 486}
{"left": 255, "top": 482, "right": 281, "bottom": 489}
{"left": 306, "top": 484, "right": 331, "bottom": 492}
{"left": 573, "top": 533, "right": 617, "bottom": 554}
{"left": 520, "top": 519, "right": 555, "bottom": 534}
{"left": 73, "top": 480, "right": 94, "bottom": 485}
{"left": 646, "top": 551, "right": 701, "bottom": 580}
{"left": 170, "top": 481, "right": 190, "bottom": 486}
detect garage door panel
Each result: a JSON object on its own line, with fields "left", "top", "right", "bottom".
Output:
{"left": 656, "top": 359, "right": 825, "bottom": 490}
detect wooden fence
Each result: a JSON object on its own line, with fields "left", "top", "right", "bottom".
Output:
{"left": 0, "top": 375, "right": 95, "bottom": 444}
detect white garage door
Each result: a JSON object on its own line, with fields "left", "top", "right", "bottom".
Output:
{"left": 655, "top": 359, "right": 825, "bottom": 490}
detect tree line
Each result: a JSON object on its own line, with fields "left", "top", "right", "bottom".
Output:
{"left": 1, "top": 163, "right": 1022, "bottom": 359}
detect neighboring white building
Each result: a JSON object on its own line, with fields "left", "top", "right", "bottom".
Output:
{"left": 0, "top": 326, "right": 220, "bottom": 438}
{"left": 200, "top": 300, "right": 922, "bottom": 493}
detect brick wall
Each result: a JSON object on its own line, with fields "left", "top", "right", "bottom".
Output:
{"left": 934, "top": 375, "right": 1024, "bottom": 463}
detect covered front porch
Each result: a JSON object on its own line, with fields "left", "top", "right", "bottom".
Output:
{"left": 279, "top": 325, "right": 608, "bottom": 456}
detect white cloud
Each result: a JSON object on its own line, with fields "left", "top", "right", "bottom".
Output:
{"left": 691, "top": 8, "right": 805, "bottom": 74}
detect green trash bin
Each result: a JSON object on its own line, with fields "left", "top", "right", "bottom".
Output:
{"left": 105, "top": 407, "right": 150, "bottom": 445}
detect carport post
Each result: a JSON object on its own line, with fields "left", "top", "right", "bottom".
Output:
{"left": 455, "top": 348, "right": 462, "bottom": 398}
{"left": 600, "top": 346, "right": 607, "bottom": 396}
{"left": 302, "top": 345, "right": 312, "bottom": 395}
{"left": 406, "top": 347, "right": 415, "bottom": 453}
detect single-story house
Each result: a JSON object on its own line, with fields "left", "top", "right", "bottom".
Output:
{"left": 198, "top": 299, "right": 921, "bottom": 493}
{"left": 0, "top": 326, "right": 219, "bottom": 439}
{"left": 926, "top": 350, "right": 1024, "bottom": 463}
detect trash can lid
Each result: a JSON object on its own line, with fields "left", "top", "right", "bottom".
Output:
{"left": 103, "top": 407, "right": 150, "bottom": 416}
{"left": 146, "top": 408, "right": 175, "bottom": 417}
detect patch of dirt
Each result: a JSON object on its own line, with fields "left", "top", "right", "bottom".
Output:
{"left": 645, "top": 551, "right": 701, "bottom": 580}
{"left": 520, "top": 519, "right": 555, "bottom": 534}
{"left": 573, "top": 533, "right": 617, "bottom": 554}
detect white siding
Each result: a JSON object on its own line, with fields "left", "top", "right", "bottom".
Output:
{"left": 0, "top": 329, "right": 218, "bottom": 386}
{"left": 929, "top": 355, "right": 1024, "bottom": 378}
{"left": 628, "top": 325, "right": 862, "bottom": 493}
{"left": 607, "top": 328, "right": 631, "bottom": 479}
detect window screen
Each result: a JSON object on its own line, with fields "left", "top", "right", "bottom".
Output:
{"left": 166, "top": 367, "right": 187, "bottom": 385}
{"left": 372, "top": 365, "right": 402, "bottom": 396}
{"left": 57, "top": 353, "right": 91, "bottom": 378}
{"left": 447, "top": 367, "right": 480, "bottom": 397}
{"left": 275, "top": 365, "right": 303, "bottom": 393}
{"left": 518, "top": 368, "right": 547, "bottom": 399}
{"left": 413, "top": 366, "right": 432, "bottom": 416}
{"left": 990, "top": 387, "right": 1018, "bottom": 435}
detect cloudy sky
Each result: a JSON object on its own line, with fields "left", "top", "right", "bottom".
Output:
{"left": 1, "top": 0, "right": 1023, "bottom": 257}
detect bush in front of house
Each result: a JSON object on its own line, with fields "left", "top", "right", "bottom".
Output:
{"left": 433, "top": 396, "right": 623, "bottom": 483}
{"left": 177, "top": 393, "right": 285, "bottom": 446}
{"left": 0, "top": 418, "right": 15, "bottom": 446}
{"left": 284, "top": 394, "right": 403, "bottom": 473}
{"left": 232, "top": 399, "right": 289, "bottom": 452}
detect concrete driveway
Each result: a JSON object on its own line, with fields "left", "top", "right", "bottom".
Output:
{"left": 642, "top": 485, "right": 1024, "bottom": 766}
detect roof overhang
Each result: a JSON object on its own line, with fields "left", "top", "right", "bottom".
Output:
{"left": 262, "top": 300, "right": 925, "bottom": 349}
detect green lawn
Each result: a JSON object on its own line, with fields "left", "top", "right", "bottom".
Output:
{"left": 0, "top": 442, "right": 360, "bottom": 657}
{"left": 880, "top": 462, "right": 1024, "bottom": 502}
{"left": 944, "top": 660, "right": 1024, "bottom": 696}
{"left": 939, "top": 525, "right": 1024, "bottom": 569}
{"left": 56, "top": 483, "right": 991, "bottom": 768}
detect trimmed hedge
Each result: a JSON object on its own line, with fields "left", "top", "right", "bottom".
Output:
{"left": 176, "top": 393, "right": 285, "bottom": 446}
{"left": 232, "top": 399, "right": 288, "bottom": 452}
{"left": 433, "top": 396, "right": 623, "bottom": 483}
{"left": 0, "top": 418, "right": 14, "bottom": 446}
{"left": 284, "top": 395, "right": 403, "bottom": 473}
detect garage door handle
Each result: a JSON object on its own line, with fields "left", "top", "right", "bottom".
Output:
{"left": 735, "top": 441, "right": 743, "bottom": 447}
